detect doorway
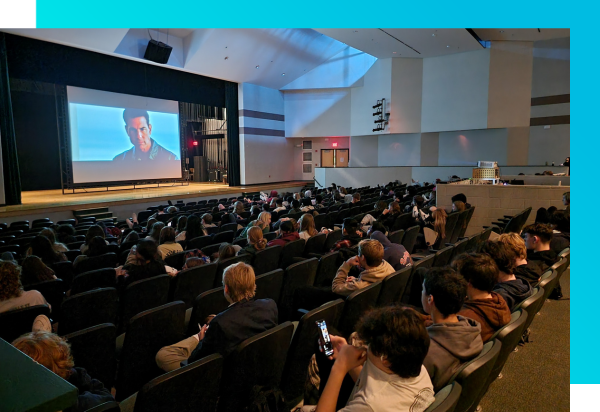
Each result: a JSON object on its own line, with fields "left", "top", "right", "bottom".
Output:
{"left": 321, "top": 149, "right": 349, "bottom": 167}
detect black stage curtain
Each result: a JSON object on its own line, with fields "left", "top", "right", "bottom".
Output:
{"left": 225, "top": 81, "right": 240, "bottom": 187}
{"left": 0, "top": 33, "right": 21, "bottom": 205}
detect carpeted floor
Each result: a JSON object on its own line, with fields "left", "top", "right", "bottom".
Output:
{"left": 479, "top": 269, "right": 570, "bottom": 411}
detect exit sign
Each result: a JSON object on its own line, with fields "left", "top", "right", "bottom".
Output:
{"left": 332, "top": 142, "right": 338, "bottom": 147}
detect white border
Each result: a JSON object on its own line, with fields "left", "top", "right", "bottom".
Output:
{"left": 0, "top": 0, "right": 36, "bottom": 28}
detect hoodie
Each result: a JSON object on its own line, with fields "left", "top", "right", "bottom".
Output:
{"left": 332, "top": 260, "right": 395, "bottom": 296}
{"left": 66, "top": 367, "right": 114, "bottom": 412}
{"left": 370, "top": 231, "right": 413, "bottom": 271}
{"left": 514, "top": 261, "right": 542, "bottom": 285}
{"left": 424, "top": 316, "right": 483, "bottom": 392}
{"left": 550, "top": 232, "right": 570, "bottom": 255}
{"left": 493, "top": 278, "right": 532, "bottom": 311}
{"left": 459, "top": 292, "right": 511, "bottom": 342}
{"left": 267, "top": 232, "right": 300, "bottom": 247}
{"left": 527, "top": 249, "right": 558, "bottom": 271}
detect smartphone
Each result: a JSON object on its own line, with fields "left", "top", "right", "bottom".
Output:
{"left": 316, "top": 320, "right": 334, "bottom": 356}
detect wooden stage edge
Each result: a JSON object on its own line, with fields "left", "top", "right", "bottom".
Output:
{"left": 0, "top": 181, "right": 309, "bottom": 218}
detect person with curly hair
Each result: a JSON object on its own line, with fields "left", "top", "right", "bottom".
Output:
{"left": 0, "top": 260, "right": 48, "bottom": 314}
{"left": 20, "top": 256, "right": 57, "bottom": 286}
{"left": 13, "top": 332, "right": 114, "bottom": 411}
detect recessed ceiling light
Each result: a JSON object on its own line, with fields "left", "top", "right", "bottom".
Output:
{"left": 446, "top": 45, "right": 450, "bottom": 48}
{"left": 499, "top": 30, "right": 505, "bottom": 33}
{"left": 282, "top": 73, "right": 285, "bottom": 76}
{"left": 224, "top": 56, "right": 228, "bottom": 60}
{"left": 432, "top": 33, "right": 436, "bottom": 37}
{"left": 354, "top": 30, "right": 358, "bottom": 33}
{"left": 256, "top": 65, "right": 259, "bottom": 68}
{"left": 393, "top": 52, "right": 397, "bottom": 54}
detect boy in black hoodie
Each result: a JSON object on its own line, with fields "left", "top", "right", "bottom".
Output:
{"left": 498, "top": 233, "right": 542, "bottom": 285}
{"left": 421, "top": 267, "right": 483, "bottom": 392}
{"left": 523, "top": 224, "right": 558, "bottom": 271}
{"left": 481, "top": 241, "right": 533, "bottom": 311}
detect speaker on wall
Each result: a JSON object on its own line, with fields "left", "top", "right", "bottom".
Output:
{"left": 144, "top": 40, "right": 173, "bottom": 64}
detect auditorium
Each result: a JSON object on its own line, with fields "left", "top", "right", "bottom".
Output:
{"left": 0, "top": 28, "right": 569, "bottom": 412}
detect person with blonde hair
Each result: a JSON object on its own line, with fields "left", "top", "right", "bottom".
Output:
{"left": 452, "top": 200, "right": 466, "bottom": 213}
{"left": 240, "top": 211, "right": 272, "bottom": 238}
{"left": 156, "top": 262, "right": 278, "bottom": 372}
{"left": 238, "top": 226, "right": 268, "bottom": 257}
{"left": 299, "top": 213, "right": 319, "bottom": 241}
{"left": 13, "top": 332, "right": 114, "bottom": 411}
{"left": 497, "top": 233, "right": 542, "bottom": 285}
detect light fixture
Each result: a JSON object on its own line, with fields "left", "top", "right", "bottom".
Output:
{"left": 446, "top": 45, "right": 450, "bottom": 48}
{"left": 224, "top": 56, "right": 228, "bottom": 60}
{"left": 255, "top": 65, "right": 259, "bottom": 68}
{"left": 499, "top": 30, "right": 505, "bottom": 33}
{"left": 281, "top": 73, "right": 285, "bottom": 76}
{"left": 393, "top": 52, "right": 397, "bottom": 54}
{"left": 432, "top": 33, "right": 436, "bottom": 37}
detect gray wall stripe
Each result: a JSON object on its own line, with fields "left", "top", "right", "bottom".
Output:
{"left": 240, "top": 109, "right": 285, "bottom": 121}
{"left": 240, "top": 127, "right": 285, "bottom": 137}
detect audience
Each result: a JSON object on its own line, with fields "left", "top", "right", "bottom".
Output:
{"left": 452, "top": 200, "right": 466, "bottom": 213}
{"left": 27, "top": 235, "right": 67, "bottom": 265}
{"left": 421, "top": 267, "right": 483, "bottom": 392}
{"left": 175, "top": 215, "right": 206, "bottom": 243}
{"left": 80, "top": 225, "right": 106, "bottom": 254}
{"left": 39, "top": 228, "right": 68, "bottom": 253}
{"left": 145, "top": 221, "right": 165, "bottom": 244}
{"left": 550, "top": 210, "right": 570, "bottom": 253}
{"left": 377, "top": 201, "right": 401, "bottom": 228}
{"left": 351, "top": 192, "right": 362, "bottom": 206}
{"left": 175, "top": 215, "right": 187, "bottom": 235}
{"left": 452, "top": 253, "right": 511, "bottom": 342}
{"left": 451, "top": 193, "right": 471, "bottom": 209}
{"left": 117, "top": 239, "right": 166, "bottom": 288}
{"left": 20, "top": 255, "right": 57, "bottom": 286}
{"left": 73, "top": 237, "right": 109, "bottom": 269}
{"left": 56, "top": 224, "right": 77, "bottom": 245}
{"left": 273, "top": 199, "right": 286, "bottom": 213}
{"left": 329, "top": 218, "right": 363, "bottom": 253}
{"left": 238, "top": 226, "right": 267, "bottom": 257}
{"left": 534, "top": 207, "right": 551, "bottom": 224}
{"left": 240, "top": 211, "right": 271, "bottom": 238}
{"left": 299, "top": 213, "right": 319, "bottom": 241}
{"left": 522, "top": 224, "right": 558, "bottom": 271}
{"left": 213, "top": 244, "right": 237, "bottom": 263}
{"left": 156, "top": 262, "right": 278, "bottom": 371}
{"left": 369, "top": 225, "right": 412, "bottom": 271}
{"left": 267, "top": 220, "right": 300, "bottom": 247}
{"left": 201, "top": 213, "right": 217, "bottom": 229}
{"left": 157, "top": 226, "right": 183, "bottom": 259}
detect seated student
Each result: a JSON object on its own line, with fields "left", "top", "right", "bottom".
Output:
{"left": 522, "top": 223, "right": 558, "bottom": 271}
{"left": 238, "top": 226, "right": 267, "bottom": 257}
{"left": 56, "top": 224, "right": 77, "bottom": 245}
{"left": 480, "top": 241, "right": 533, "bottom": 311}
{"left": 13, "top": 332, "right": 114, "bottom": 412}
{"left": 451, "top": 253, "right": 511, "bottom": 342}
{"left": 421, "top": 267, "right": 483, "bottom": 392}
{"left": 496, "top": 233, "right": 542, "bottom": 285}
{"left": 332, "top": 239, "right": 395, "bottom": 296}
{"left": 299, "top": 213, "right": 319, "bottom": 241}
{"left": 350, "top": 192, "right": 363, "bottom": 207}
{"left": 150, "top": 205, "right": 166, "bottom": 219}
{"left": 314, "top": 195, "right": 325, "bottom": 210}
{"left": 116, "top": 239, "right": 166, "bottom": 288}
{"left": 273, "top": 198, "right": 287, "bottom": 213}
{"left": 240, "top": 212, "right": 271, "bottom": 238}
{"left": 289, "top": 199, "right": 303, "bottom": 214}
{"left": 563, "top": 191, "right": 570, "bottom": 214}
{"left": 401, "top": 185, "right": 418, "bottom": 202}
{"left": 0, "top": 260, "right": 49, "bottom": 314}
{"left": 157, "top": 226, "right": 184, "bottom": 260}
{"left": 307, "top": 306, "right": 435, "bottom": 412}
{"left": 368, "top": 223, "right": 412, "bottom": 271}
{"left": 411, "top": 195, "right": 430, "bottom": 226}
{"left": 39, "top": 228, "right": 68, "bottom": 253}
{"left": 73, "top": 237, "right": 109, "bottom": 269}
{"left": 175, "top": 215, "right": 207, "bottom": 244}
{"left": 201, "top": 213, "right": 217, "bottom": 229}
{"left": 534, "top": 207, "right": 550, "bottom": 224}
{"left": 549, "top": 210, "right": 570, "bottom": 253}
{"left": 20, "top": 256, "right": 57, "bottom": 286}
{"left": 267, "top": 220, "right": 300, "bottom": 247}
{"left": 452, "top": 200, "right": 466, "bottom": 213}
{"left": 145, "top": 222, "right": 165, "bottom": 244}
{"left": 328, "top": 218, "right": 364, "bottom": 253}
{"left": 377, "top": 201, "right": 402, "bottom": 229}
{"left": 155, "top": 262, "right": 278, "bottom": 371}
{"left": 451, "top": 193, "right": 471, "bottom": 209}
{"left": 27, "top": 235, "right": 67, "bottom": 266}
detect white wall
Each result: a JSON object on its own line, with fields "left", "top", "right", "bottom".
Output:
{"left": 350, "top": 59, "right": 392, "bottom": 136}
{"left": 438, "top": 128, "right": 508, "bottom": 166}
{"left": 421, "top": 50, "right": 490, "bottom": 133}
{"left": 283, "top": 88, "right": 351, "bottom": 137}
{"left": 315, "top": 166, "right": 412, "bottom": 189}
{"left": 389, "top": 58, "right": 423, "bottom": 133}
{"left": 377, "top": 133, "right": 421, "bottom": 166}
{"left": 349, "top": 135, "right": 378, "bottom": 167}
{"left": 290, "top": 136, "right": 350, "bottom": 181}
{"left": 528, "top": 124, "right": 570, "bottom": 166}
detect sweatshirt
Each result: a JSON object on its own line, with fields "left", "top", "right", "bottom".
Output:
{"left": 267, "top": 232, "right": 300, "bottom": 247}
{"left": 514, "top": 261, "right": 543, "bottom": 285}
{"left": 424, "top": 316, "right": 483, "bottom": 392}
{"left": 370, "top": 231, "right": 413, "bottom": 271}
{"left": 459, "top": 292, "right": 511, "bottom": 342}
{"left": 332, "top": 260, "right": 395, "bottom": 296}
{"left": 527, "top": 249, "right": 558, "bottom": 272}
{"left": 66, "top": 367, "right": 114, "bottom": 412}
{"left": 493, "top": 278, "right": 532, "bottom": 311}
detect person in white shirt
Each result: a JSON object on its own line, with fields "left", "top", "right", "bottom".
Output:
{"left": 273, "top": 199, "right": 287, "bottom": 213}
{"left": 306, "top": 306, "right": 435, "bottom": 412}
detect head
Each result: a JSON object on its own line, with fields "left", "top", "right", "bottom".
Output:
{"left": 452, "top": 201, "right": 465, "bottom": 212}
{"left": 276, "top": 199, "right": 283, "bottom": 207}
{"left": 0, "top": 260, "right": 23, "bottom": 301}
{"left": 21, "top": 255, "right": 56, "bottom": 285}
{"left": 453, "top": 253, "right": 499, "bottom": 293}
{"left": 234, "top": 201, "right": 245, "bottom": 215}
{"left": 305, "top": 190, "right": 312, "bottom": 198}
{"left": 298, "top": 213, "right": 317, "bottom": 236}
{"left": 291, "top": 200, "right": 300, "bottom": 210}
{"left": 201, "top": 213, "right": 213, "bottom": 226}
{"left": 451, "top": 193, "right": 467, "bottom": 204}
{"left": 148, "top": 222, "right": 165, "bottom": 242}
{"left": 247, "top": 226, "right": 267, "bottom": 251}
{"left": 422, "top": 267, "right": 468, "bottom": 318}
{"left": 184, "top": 215, "right": 204, "bottom": 240}
{"left": 123, "top": 108, "right": 152, "bottom": 153}
{"left": 218, "top": 244, "right": 237, "bottom": 261}
{"left": 406, "top": 186, "right": 417, "bottom": 197}
{"left": 159, "top": 226, "right": 177, "bottom": 244}
{"left": 146, "top": 218, "right": 158, "bottom": 232}
{"left": 497, "top": 233, "right": 527, "bottom": 261}
{"left": 85, "top": 225, "right": 105, "bottom": 245}
{"left": 413, "top": 195, "right": 425, "bottom": 208}
{"left": 522, "top": 223, "right": 553, "bottom": 252}
{"left": 480, "top": 241, "right": 517, "bottom": 275}
{"left": 57, "top": 224, "right": 76, "bottom": 237}
{"left": 183, "top": 257, "right": 206, "bottom": 270}
{"left": 262, "top": 203, "right": 270, "bottom": 212}
{"left": 315, "top": 195, "right": 323, "bottom": 204}
{"left": 279, "top": 220, "right": 294, "bottom": 234}
{"left": 222, "top": 262, "right": 256, "bottom": 303}
{"left": 293, "top": 193, "right": 301, "bottom": 201}
{"left": 157, "top": 205, "right": 165, "bottom": 213}
{"left": 356, "top": 306, "right": 430, "bottom": 378}
{"left": 357, "top": 239, "right": 384, "bottom": 268}
{"left": 375, "top": 200, "right": 388, "bottom": 212}
{"left": 176, "top": 215, "right": 188, "bottom": 232}
{"left": 342, "top": 218, "right": 359, "bottom": 237}
{"left": 88, "top": 236, "right": 109, "bottom": 257}
{"left": 535, "top": 207, "right": 550, "bottom": 224}
{"left": 432, "top": 209, "right": 448, "bottom": 239}
{"left": 388, "top": 201, "right": 401, "bottom": 215}
{"left": 39, "top": 228, "right": 57, "bottom": 245}
{"left": 367, "top": 221, "right": 388, "bottom": 237}
{"left": 551, "top": 210, "right": 570, "bottom": 233}
{"left": 352, "top": 193, "right": 361, "bottom": 203}
{"left": 251, "top": 205, "right": 261, "bottom": 216}
{"left": 256, "top": 212, "right": 272, "bottom": 228}
{"left": 547, "top": 206, "right": 557, "bottom": 215}
{"left": 13, "top": 332, "right": 74, "bottom": 379}
{"left": 124, "top": 230, "right": 140, "bottom": 244}
{"left": 29, "top": 236, "right": 59, "bottom": 262}
{"left": 136, "top": 239, "right": 158, "bottom": 262}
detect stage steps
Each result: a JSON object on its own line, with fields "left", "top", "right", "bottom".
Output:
{"left": 73, "top": 207, "right": 117, "bottom": 224}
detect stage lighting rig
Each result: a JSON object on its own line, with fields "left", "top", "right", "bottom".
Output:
{"left": 372, "top": 98, "right": 390, "bottom": 132}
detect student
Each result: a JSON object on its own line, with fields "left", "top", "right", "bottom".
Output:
{"left": 237, "top": 226, "right": 267, "bottom": 257}
{"left": 157, "top": 226, "right": 184, "bottom": 260}
{"left": 351, "top": 192, "right": 363, "bottom": 206}
{"left": 549, "top": 210, "right": 570, "bottom": 254}
{"left": 497, "top": 233, "right": 542, "bottom": 285}
{"left": 452, "top": 253, "right": 511, "bottom": 342}
{"left": 480, "top": 241, "right": 533, "bottom": 311}
{"left": 156, "top": 262, "right": 278, "bottom": 371}
{"left": 273, "top": 199, "right": 287, "bottom": 213}
{"left": 451, "top": 193, "right": 471, "bottom": 209}
{"left": 175, "top": 215, "right": 207, "bottom": 243}
{"left": 267, "top": 220, "right": 300, "bottom": 247}
{"left": 369, "top": 225, "right": 412, "bottom": 271}
{"left": 0, "top": 260, "right": 49, "bottom": 314}
{"left": 328, "top": 218, "right": 363, "bottom": 253}
{"left": 522, "top": 224, "right": 558, "bottom": 271}
{"left": 116, "top": 239, "right": 166, "bottom": 288}
{"left": 421, "top": 267, "right": 483, "bottom": 392}
{"left": 201, "top": 213, "right": 218, "bottom": 229}
{"left": 298, "top": 213, "right": 319, "bottom": 241}
{"left": 377, "top": 201, "right": 402, "bottom": 229}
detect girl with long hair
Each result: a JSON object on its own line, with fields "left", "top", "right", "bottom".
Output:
{"left": 238, "top": 226, "right": 268, "bottom": 257}
{"left": 298, "top": 213, "right": 318, "bottom": 241}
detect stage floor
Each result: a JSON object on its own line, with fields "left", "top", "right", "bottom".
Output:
{"left": 0, "top": 181, "right": 308, "bottom": 218}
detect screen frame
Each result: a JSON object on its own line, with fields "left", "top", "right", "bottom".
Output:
{"left": 56, "top": 85, "right": 186, "bottom": 190}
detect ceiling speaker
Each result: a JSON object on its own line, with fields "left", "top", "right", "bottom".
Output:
{"left": 144, "top": 39, "right": 173, "bottom": 64}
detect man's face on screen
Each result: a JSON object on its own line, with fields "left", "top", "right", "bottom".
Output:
{"left": 125, "top": 116, "right": 152, "bottom": 153}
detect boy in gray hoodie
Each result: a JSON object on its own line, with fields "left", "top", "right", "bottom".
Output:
{"left": 421, "top": 267, "right": 484, "bottom": 392}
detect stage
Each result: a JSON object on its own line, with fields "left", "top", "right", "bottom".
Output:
{"left": 0, "top": 181, "right": 309, "bottom": 223}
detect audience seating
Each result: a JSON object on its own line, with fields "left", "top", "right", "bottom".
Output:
{"left": 425, "top": 382, "right": 462, "bottom": 412}
{"left": 255, "top": 269, "right": 284, "bottom": 303}
{"left": 377, "top": 266, "right": 412, "bottom": 306}
{"left": 0, "top": 304, "right": 50, "bottom": 343}
{"left": 401, "top": 254, "right": 435, "bottom": 306}
{"left": 64, "top": 323, "right": 117, "bottom": 389}
{"left": 24, "top": 279, "right": 65, "bottom": 320}
{"left": 116, "top": 301, "right": 186, "bottom": 401}
{"left": 71, "top": 268, "right": 116, "bottom": 295}
{"left": 187, "top": 287, "right": 230, "bottom": 336}
{"left": 537, "top": 270, "right": 559, "bottom": 304}
{"left": 322, "top": 229, "right": 343, "bottom": 251}
{"left": 252, "top": 245, "right": 282, "bottom": 276}
{"left": 279, "top": 258, "right": 319, "bottom": 321}
{"left": 85, "top": 402, "right": 121, "bottom": 412}
{"left": 432, "top": 245, "right": 454, "bottom": 267}
{"left": 401, "top": 226, "right": 420, "bottom": 254}
{"left": 518, "top": 287, "right": 546, "bottom": 335}
{"left": 279, "top": 238, "right": 306, "bottom": 269}
{"left": 214, "top": 255, "right": 250, "bottom": 287}
{"left": 201, "top": 243, "right": 222, "bottom": 258}
{"left": 164, "top": 251, "right": 187, "bottom": 270}
{"left": 74, "top": 252, "right": 118, "bottom": 274}
{"left": 170, "top": 263, "right": 218, "bottom": 308}
{"left": 119, "top": 275, "right": 171, "bottom": 333}
{"left": 387, "top": 229, "right": 405, "bottom": 246}
{"left": 448, "top": 238, "right": 468, "bottom": 262}
{"left": 312, "top": 251, "right": 341, "bottom": 287}
{"left": 188, "top": 235, "right": 213, "bottom": 251}
{"left": 50, "top": 261, "right": 75, "bottom": 290}
{"left": 449, "top": 210, "right": 469, "bottom": 244}
{"left": 303, "top": 233, "right": 327, "bottom": 257}
{"left": 338, "top": 281, "right": 382, "bottom": 337}
{"left": 213, "top": 230, "right": 234, "bottom": 245}
{"left": 59, "top": 287, "right": 119, "bottom": 335}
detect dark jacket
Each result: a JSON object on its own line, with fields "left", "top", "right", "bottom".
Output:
{"left": 550, "top": 232, "right": 570, "bottom": 255}
{"left": 493, "top": 278, "right": 533, "bottom": 311}
{"left": 188, "top": 298, "right": 278, "bottom": 363}
{"left": 267, "top": 232, "right": 300, "bottom": 247}
{"left": 527, "top": 249, "right": 558, "bottom": 272}
{"left": 119, "top": 260, "right": 166, "bottom": 288}
{"left": 514, "top": 261, "right": 543, "bottom": 285}
{"left": 65, "top": 367, "right": 114, "bottom": 412}
{"left": 459, "top": 292, "right": 511, "bottom": 342}
{"left": 370, "top": 231, "right": 413, "bottom": 271}
{"left": 238, "top": 244, "right": 261, "bottom": 257}
{"left": 424, "top": 316, "right": 483, "bottom": 392}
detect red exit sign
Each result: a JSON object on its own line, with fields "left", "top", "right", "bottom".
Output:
{"left": 332, "top": 142, "right": 338, "bottom": 147}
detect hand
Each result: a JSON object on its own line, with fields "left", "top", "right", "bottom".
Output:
{"left": 346, "top": 276, "right": 357, "bottom": 283}
{"left": 198, "top": 324, "right": 209, "bottom": 341}
{"left": 335, "top": 344, "right": 367, "bottom": 373}
{"left": 319, "top": 335, "right": 348, "bottom": 360}
{"left": 346, "top": 256, "right": 360, "bottom": 267}
{"left": 382, "top": 209, "right": 389, "bottom": 215}
{"left": 355, "top": 230, "right": 363, "bottom": 237}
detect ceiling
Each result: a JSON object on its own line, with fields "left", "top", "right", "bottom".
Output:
{"left": 472, "top": 28, "right": 570, "bottom": 42}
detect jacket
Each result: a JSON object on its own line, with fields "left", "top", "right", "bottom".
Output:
{"left": 188, "top": 298, "right": 278, "bottom": 363}
{"left": 527, "top": 249, "right": 558, "bottom": 272}
{"left": 370, "top": 231, "right": 413, "bottom": 270}
{"left": 332, "top": 260, "right": 395, "bottom": 296}
{"left": 459, "top": 292, "right": 511, "bottom": 342}
{"left": 514, "top": 261, "right": 542, "bottom": 285}
{"left": 493, "top": 278, "right": 533, "bottom": 311}
{"left": 424, "top": 316, "right": 483, "bottom": 392}
{"left": 65, "top": 367, "right": 114, "bottom": 412}
{"left": 268, "top": 232, "right": 300, "bottom": 247}
{"left": 550, "top": 232, "right": 570, "bottom": 255}
{"left": 119, "top": 260, "right": 166, "bottom": 289}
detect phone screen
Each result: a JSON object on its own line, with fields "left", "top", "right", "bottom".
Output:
{"left": 316, "top": 320, "right": 334, "bottom": 356}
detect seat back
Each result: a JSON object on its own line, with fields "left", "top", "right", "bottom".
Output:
{"left": 538, "top": 269, "right": 559, "bottom": 303}
{"left": 425, "top": 382, "right": 462, "bottom": 412}
{"left": 437, "top": 213, "right": 459, "bottom": 248}
{"left": 171, "top": 263, "right": 218, "bottom": 308}
{"left": 218, "top": 322, "right": 295, "bottom": 412}
{"left": 24, "top": 279, "right": 65, "bottom": 320}
{"left": 313, "top": 251, "right": 341, "bottom": 287}
{"left": 187, "top": 287, "right": 230, "bottom": 336}
{"left": 71, "top": 268, "right": 116, "bottom": 295}
{"left": 59, "top": 287, "right": 119, "bottom": 335}
{"left": 188, "top": 235, "right": 214, "bottom": 250}
{"left": 551, "top": 256, "right": 569, "bottom": 281}
{"left": 279, "top": 238, "right": 306, "bottom": 269}
{"left": 164, "top": 251, "right": 187, "bottom": 270}
{"left": 220, "top": 223, "right": 238, "bottom": 233}
{"left": 520, "top": 287, "right": 545, "bottom": 332}
{"left": 463, "top": 234, "right": 479, "bottom": 254}
{"left": 253, "top": 245, "right": 282, "bottom": 276}
{"left": 449, "top": 210, "right": 469, "bottom": 244}
{"left": 448, "top": 238, "right": 468, "bottom": 263}
{"left": 387, "top": 229, "right": 405, "bottom": 246}
{"left": 117, "top": 301, "right": 186, "bottom": 401}
{"left": 120, "top": 275, "right": 171, "bottom": 333}
{"left": 50, "top": 261, "right": 75, "bottom": 290}
{"left": 215, "top": 255, "right": 246, "bottom": 287}
{"left": 74, "top": 253, "right": 118, "bottom": 274}
{"left": 401, "top": 254, "right": 435, "bottom": 305}
{"left": 458, "top": 207, "right": 476, "bottom": 239}
{"left": 134, "top": 353, "right": 224, "bottom": 412}
{"left": 401, "top": 226, "right": 420, "bottom": 254}
{"left": 377, "top": 266, "right": 412, "bottom": 306}
{"left": 314, "top": 214, "right": 329, "bottom": 231}
{"left": 64, "top": 323, "right": 117, "bottom": 388}
{"left": 0, "top": 304, "right": 50, "bottom": 343}
{"left": 304, "top": 233, "right": 327, "bottom": 256}
{"left": 213, "top": 230, "right": 234, "bottom": 244}
{"left": 85, "top": 402, "right": 121, "bottom": 412}
{"left": 323, "top": 229, "right": 343, "bottom": 251}
{"left": 338, "top": 282, "right": 383, "bottom": 337}
{"left": 451, "top": 340, "right": 502, "bottom": 412}
{"left": 255, "top": 269, "right": 285, "bottom": 303}
{"left": 281, "top": 300, "right": 345, "bottom": 406}
{"left": 280, "top": 258, "right": 319, "bottom": 321}
{"left": 432, "top": 246, "right": 454, "bottom": 267}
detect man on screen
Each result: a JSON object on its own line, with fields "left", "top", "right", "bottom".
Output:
{"left": 113, "top": 108, "right": 179, "bottom": 161}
